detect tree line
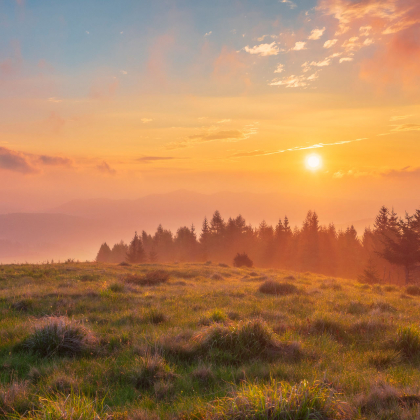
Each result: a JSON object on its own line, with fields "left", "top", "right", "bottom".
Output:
{"left": 96, "top": 206, "right": 420, "bottom": 284}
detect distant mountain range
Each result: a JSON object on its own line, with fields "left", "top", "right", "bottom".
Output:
{"left": 0, "top": 190, "right": 378, "bottom": 263}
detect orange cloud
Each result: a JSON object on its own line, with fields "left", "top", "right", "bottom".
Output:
{"left": 97, "top": 161, "right": 116, "bottom": 175}
{"left": 360, "top": 25, "right": 420, "bottom": 90}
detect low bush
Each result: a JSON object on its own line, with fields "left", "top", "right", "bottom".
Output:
{"left": 130, "top": 354, "right": 175, "bottom": 390}
{"left": 208, "top": 379, "right": 353, "bottom": 420}
{"left": 22, "top": 316, "right": 97, "bottom": 357}
{"left": 124, "top": 270, "right": 170, "bottom": 286}
{"left": 108, "top": 282, "right": 125, "bottom": 293}
{"left": 144, "top": 308, "right": 167, "bottom": 324}
{"left": 192, "top": 319, "right": 298, "bottom": 362}
{"left": 259, "top": 281, "right": 298, "bottom": 296}
{"left": 406, "top": 285, "right": 420, "bottom": 296}
{"left": 233, "top": 253, "right": 253, "bottom": 268}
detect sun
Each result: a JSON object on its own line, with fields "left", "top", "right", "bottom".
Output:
{"left": 306, "top": 154, "right": 322, "bottom": 170}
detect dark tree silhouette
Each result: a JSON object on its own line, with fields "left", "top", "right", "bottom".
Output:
{"left": 96, "top": 242, "right": 111, "bottom": 262}
{"left": 126, "top": 231, "right": 146, "bottom": 264}
{"left": 233, "top": 252, "right": 253, "bottom": 268}
{"left": 379, "top": 214, "right": 420, "bottom": 284}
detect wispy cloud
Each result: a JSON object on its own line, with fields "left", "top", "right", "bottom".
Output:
{"left": 243, "top": 42, "right": 280, "bottom": 56}
{"left": 0, "top": 147, "right": 73, "bottom": 174}
{"left": 274, "top": 64, "right": 285, "bottom": 73}
{"left": 141, "top": 118, "right": 153, "bottom": 124}
{"left": 390, "top": 115, "right": 413, "bottom": 121}
{"left": 280, "top": 0, "right": 297, "bottom": 9}
{"left": 204, "top": 31, "right": 212, "bottom": 37}
{"left": 166, "top": 125, "right": 258, "bottom": 150}
{"left": 228, "top": 138, "right": 367, "bottom": 158}
{"left": 340, "top": 57, "right": 353, "bottom": 63}
{"left": 290, "top": 41, "right": 307, "bottom": 51}
{"left": 137, "top": 156, "right": 178, "bottom": 163}
{"left": 217, "top": 119, "right": 231, "bottom": 124}
{"left": 308, "top": 27, "right": 326, "bottom": 40}
{"left": 391, "top": 124, "right": 420, "bottom": 132}
{"left": 37, "top": 156, "right": 72, "bottom": 166}
{"left": 0, "top": 147, "right": 37, "bottom": 174}
{"left": 310, "top": 58, "right": 331, "bottom": 67}
{"left": 96, "top": 161, "right": 116, "bottom": 175}
{"left": 270, "top": 73, "right": 319, "bottom": 88}
{"left": 324, "top": 39, "right": 338, "bottom": 48}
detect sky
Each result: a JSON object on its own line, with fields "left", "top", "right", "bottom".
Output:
{"left": 0, "top": 0, "right": 420, "bottom": 217}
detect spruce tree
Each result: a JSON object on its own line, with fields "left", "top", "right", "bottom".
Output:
{"left": 96, "top": 242, "right": 112, "bottom": 263}
{"left": 126, "top": 231, "right": 146, "bottom": 264}
{"left": 379, "top": 214, "right": 420, "bottom": 284}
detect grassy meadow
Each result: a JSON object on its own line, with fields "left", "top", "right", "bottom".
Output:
{"left": 1, "top": 262, "right": 420, "bottom": 419}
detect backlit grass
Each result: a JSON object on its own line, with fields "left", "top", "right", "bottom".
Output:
{"left": 1, "top": 262, "right": 420, "bottom": 419}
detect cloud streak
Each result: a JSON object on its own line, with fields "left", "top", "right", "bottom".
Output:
{"left": 229, "top": 138, "right": 367, "bottom": 158}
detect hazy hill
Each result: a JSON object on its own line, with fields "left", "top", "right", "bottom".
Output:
{"left": 1, "top": 190, "right": 378, "bottom": 263}
{"left": 50, "top": 189, "right": 376, "bottom": 231}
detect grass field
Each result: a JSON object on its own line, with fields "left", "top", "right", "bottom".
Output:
{"left": 2, "top": 262, "right": 420, "bottom": 419}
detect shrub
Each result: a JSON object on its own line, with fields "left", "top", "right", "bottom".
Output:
{"left": 11, "top": 298, "right": 33, "bottom": 312}
{"left": 209, "top": 309, "right": 227, "bottom": 323}
{"left": 192, "top": 319, "right": 297, "bottom": 362}
{"left": 118, "top": 261, "right": 131, "bottom": 267}
{"left": 406, "top": 285, "right": 420, "bottom": 296}
{"left": 396, "top": 325, "right": 420, "bottom": 357}
{"left": 108, "top": 282, "right": 125, "bottom": 293}
{"left": 144, "top": 308, "right": 167, "bottom": 324}
{"left": 218, "top": 263, "right": 229, "bottom": 268}
{"left": 22, "top": 316, "right": 97, "bottom": 357}
{"left": 124, "top": 270, "right": 170, "bottom": 286}
{"left": 211, "top": 273, "right": 224, "bottom": 281}
{"left": 208, "top": 379, "right": 353, "bottom": 420}
{"left": 130, "top": 354, "right": 174, "bottom": 390}
{"left": 233, "top": 253, "right": 253, "bottom": 268}
{"left": 259, "top": 281, "right": 298, "bottom": 296}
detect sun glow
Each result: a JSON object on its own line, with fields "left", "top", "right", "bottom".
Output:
{"left": 306, "top": 154, "right": 322, "bottom": 170}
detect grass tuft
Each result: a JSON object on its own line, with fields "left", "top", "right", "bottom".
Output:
{"left": 0, "top": 381, "right": 32, "bottom": 416}
{"left": 192, "top": 319, "right": 297, "bottom": 362}
{"left": 130, "top": 354, "right": 175, "bottom": 390}
{"left": 22, "top": 316, "right": 97, "bottom": 357}
{"left": 259, "top": 281, "right": 298, "bottom": 296}
{"left": 144, "top": 308, "right": 167, "bottom": 324}
{"left": 396, "top": 325, "right": 420, "bottom": 357}
{"left": 208, "top": 379, "right": 352, "bottom": 420}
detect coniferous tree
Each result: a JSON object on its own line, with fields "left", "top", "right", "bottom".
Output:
{"left": 126, "top": 231, "right": 146, "bottom": 264}
{"left": 379, "top": 214, "right": 420, "bottom": 284}
{"left": 96, "top": 242, "right": 112, "bottom": 262}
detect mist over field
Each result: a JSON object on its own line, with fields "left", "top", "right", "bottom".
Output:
{"left": 1, "top": 0, "right": 420, "bottom": 418}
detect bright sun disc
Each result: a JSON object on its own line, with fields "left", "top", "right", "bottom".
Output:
{"left": 307, "top": 155, "right": 321, "bottom": 169}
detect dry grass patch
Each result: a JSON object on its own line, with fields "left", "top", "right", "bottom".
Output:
{"left": 259, "top": 281, "right": 298, "bottom": 296}
{"left": 0, "top": 381, "right": 33, "bottom": 416}
{"left": 130, "top": 354, "right": 176, "bottom": 390}
{"left": 124, "top": 270, "right": 170, "bottom": 286}
{"left": 192, "top": 319, "right": 301, "bottom": 363}
{"left": 22, "top": 316, "right": 97, "bottom": 357}
{"left": 206, "top": 379, "right": 353, "bottom": 420}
